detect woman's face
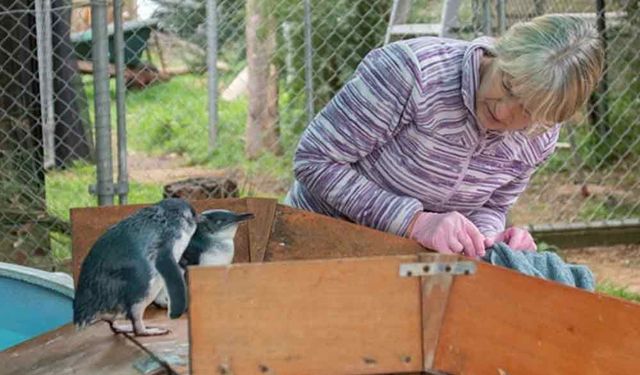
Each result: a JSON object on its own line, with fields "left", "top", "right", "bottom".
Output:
{"left": 475, "top": 56, "right": 534, "bottom": 131}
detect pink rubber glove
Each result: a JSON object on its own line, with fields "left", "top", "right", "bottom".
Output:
{"left": 408, "top": 211, "right": 486, "bottom": 257}
{"left": 485, "top": 227, "right": 537, "bottom": 252}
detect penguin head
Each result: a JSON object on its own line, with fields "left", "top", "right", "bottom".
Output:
{"left": 197, "top": 209, "right": 255, "bottom": 240}
{"left": 158, "top": 198, "right": 198, "bottom": 234}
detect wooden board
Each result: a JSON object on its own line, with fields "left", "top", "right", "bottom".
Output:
{"left": 434, "top": 262, "right": 640, "bottom": 374}
{"left": 1, "top": 307, "right": 189, "bottom": 375}
{"left": 188, "top": 255, "right": 640, "bottom": 375}
{"left": 266, "top": 205, "right": 423, "bottom": 261}
{"left": 188, "top": 256, "right": 429, "bottom": 375}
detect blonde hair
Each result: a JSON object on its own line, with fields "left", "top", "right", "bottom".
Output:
{"left": 492, "top": 14, "right": 605, "bottom": 127}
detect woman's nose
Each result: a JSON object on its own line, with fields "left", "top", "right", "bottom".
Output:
{"left": 497, "top": 99, "right": 531, "bottom": 129}
{"left": 496, "top": 99, "right": 518, "bottom": 121}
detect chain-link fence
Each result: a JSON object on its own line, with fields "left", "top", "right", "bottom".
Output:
{"left": 1, "top": 0, "right": 638, "bottom": 273}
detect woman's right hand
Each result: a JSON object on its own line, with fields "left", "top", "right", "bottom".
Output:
{"left": 407, "top": 211, "right": 487, "bottom": 258}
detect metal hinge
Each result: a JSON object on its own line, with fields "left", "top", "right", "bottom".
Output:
{"left": 399, "top": 261, "right": 476, "bottom": 277}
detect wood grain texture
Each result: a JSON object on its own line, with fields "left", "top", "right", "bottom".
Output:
{"left": 246, "top": 198, "right": 277, "bottom": 262}
{"left": 266, "top": 205, "right": 424, "bottom": 262}
{"left": 1, "top": 307, "right": 189, "bottom": 375}
{"left": 434, "top": 262, "right": 640, "bottom": 375}
{"left": 188, "top": 256, "right": 424, "bottom": 375}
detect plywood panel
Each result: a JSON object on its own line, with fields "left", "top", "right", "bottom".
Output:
{"left": 266, "top": 205, "right": 423, "bottom": 261}
{"left": 434, "top": 262, "right": 640, "bottom": 375}
{"left": 188, "top": 256, "right": 426, "bottom": 375}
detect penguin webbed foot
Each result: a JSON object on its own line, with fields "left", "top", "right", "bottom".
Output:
{"left": 133, "top": 325, "right": 171, "bottom": 336}
{"left": 104, "top": 319, "right": 134, "bottom": 335}
{"left": 132, "top": 316, "right": 171, "bottom": 336}
{"left": 104, "top": 318, "right": 171, "bottom": 336}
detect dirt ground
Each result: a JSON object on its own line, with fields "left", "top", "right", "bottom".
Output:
{"left": 128, "top": 153, "right": 640, "bottom": 294}
{"left": 560, "top": 244, "right": 640, "bottom": 294}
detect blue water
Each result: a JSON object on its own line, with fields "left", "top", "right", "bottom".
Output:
{"left": 0, "top": 277, "right": 73, "bottom": 351}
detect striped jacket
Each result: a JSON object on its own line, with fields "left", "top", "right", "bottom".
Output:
{"left": 286, "top": 37, "right": 559, "bottom": 237}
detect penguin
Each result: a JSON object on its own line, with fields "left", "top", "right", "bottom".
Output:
{"left": 153, "top": 209, "right": 254, "bottom": 307}
{"left": 180, "top": 209, "right": 255, "bottom": 267}
{"left": 73, "top": 198, "right": 199, "bottom": 336}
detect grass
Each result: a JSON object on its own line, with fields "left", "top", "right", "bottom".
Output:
{"left": 597, "top": 281, "right": 640, "bottom": 303}
{"left": 45, "top": 161, "right": 163, "bottom": 263}
{"left": 46, "top": 161, "right": 163, "bottom": 221}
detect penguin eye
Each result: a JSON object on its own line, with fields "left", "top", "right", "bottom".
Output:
{"left": 216, "top": 220, "right": 222, "bottom": 225}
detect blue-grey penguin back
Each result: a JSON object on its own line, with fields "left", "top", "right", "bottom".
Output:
{"left": 73, "top": 198, "right": 197, "bottom": 327}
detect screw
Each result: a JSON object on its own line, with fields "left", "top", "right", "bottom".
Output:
{"left": 363, "top": 357, "right": 377, "bottom": 365}
{"left": 259, "top": 364, "right": 269, "bottom": 373}
{"left": 422, "top": 265, "right": 430, "bottom": 273}
{"left": 445, "top": 265, "right": 452, "bottom": 272}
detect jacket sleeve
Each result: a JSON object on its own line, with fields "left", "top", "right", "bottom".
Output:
{"left": 462, "top": 128, "right": 560, "bottom": 236}
{"left": 462, "top": 168, "right": 536, "bottom": 236}
{"left": 293, "top": 42, "right": 424, "bottom": 236}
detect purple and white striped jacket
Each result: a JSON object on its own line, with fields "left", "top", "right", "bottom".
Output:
{"left": 286, "top": 37, "right": 559, "bottom": 237}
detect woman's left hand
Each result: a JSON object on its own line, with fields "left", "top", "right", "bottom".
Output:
{"left": 485, "top": 227, "right": 537, "bottom": 252}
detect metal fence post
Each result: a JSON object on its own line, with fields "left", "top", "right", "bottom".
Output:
{"left": 304, "top": 0, "right": 314, "bottom": 124}
{"left": 90, "top": 0, "right": 114, "bottom": 205}
{"left": 35, "top": 0, "right": 55, "bottom": 169}
{"left": 482, "top": 0, "right": 492, "bottom": 35}
{"left": 207, "top": 0, "right": 219, "bottom": 150}
{"left": 496, "top": 0, "right": 506, "bottom": 35}
{"left": 113, "top": 0, "right": 128, "bottom": 205}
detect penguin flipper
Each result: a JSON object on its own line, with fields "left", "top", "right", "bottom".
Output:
{"left": 155, "top": 250, "right": 187, "bottom": 319}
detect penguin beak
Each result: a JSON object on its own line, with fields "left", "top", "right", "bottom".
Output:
{"left": 234, "top": 213, "right": 255, "bottom": 223}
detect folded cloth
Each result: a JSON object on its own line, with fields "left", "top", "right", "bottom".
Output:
{"left": 482, "top": 242, "right": 595, "bottom": 291}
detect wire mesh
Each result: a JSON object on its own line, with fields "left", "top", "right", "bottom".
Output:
{"left": 0, "top": 0, "right": 638, "bottom": 272}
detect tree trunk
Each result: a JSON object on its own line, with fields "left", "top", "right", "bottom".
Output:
{"left": 245, "top": 0, "right": 281, "bottom": 159}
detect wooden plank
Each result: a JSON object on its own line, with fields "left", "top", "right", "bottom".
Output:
{"left": 246, "top": 198, "right": 277, "bottom": 262}
{"left": 434, "top": 262, "right": 640, "bottom": 374}
{"left": 1, "top": 307, "right": 190, "bottom": 375}
{"left": 188, "top": 256, "right": 425, "bottom": 375}
{"left": 266, "top": 205, "right": 423, "bottom": 262}
{"left": 70, "top": 198, "right": 266, "bottom": 284}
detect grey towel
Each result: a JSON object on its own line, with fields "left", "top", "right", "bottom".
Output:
{"left": 482, "top": 242, "right": 595, "bottom": 291}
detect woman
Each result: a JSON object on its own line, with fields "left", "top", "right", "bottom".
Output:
{"left": 285, "top": 15, "right": 604, "bottom": 257}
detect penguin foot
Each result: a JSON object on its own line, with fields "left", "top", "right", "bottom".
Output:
{"left": 104, "top": 319, "right": 171, "bottom": 336}
{"left": 133, "top": 326, "right": 171, "bottom": 336}
{"left": 104, "top": 320, "right": 135, "bottom": 334}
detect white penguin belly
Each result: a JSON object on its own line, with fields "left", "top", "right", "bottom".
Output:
{"left": 200, "top": 250, "right": 234, "bottom": 266}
